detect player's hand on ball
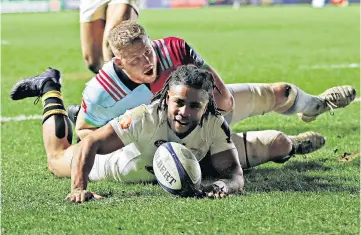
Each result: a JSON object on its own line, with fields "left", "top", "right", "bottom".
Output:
{"left": 65, "top": 189, "right": 104, "bottom": 203}
{"left": 202, "top": 183, "right": 229, "bottom": 199}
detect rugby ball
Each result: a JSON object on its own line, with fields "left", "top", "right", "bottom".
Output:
{"left": 153, "top": 142, "right": 202, "bottom": 197}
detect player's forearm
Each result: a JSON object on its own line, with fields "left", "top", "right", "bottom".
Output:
{"left": 76, "top": 127, "right": 97, "bottom": 140}
{"left": 75, "top": 108, "right": 99, "bottom": 140}
{"left": 207, "top": 67, "right": 234, "bottom": 113}
{"left": 71, "top": 138, "right": 99, "bottom": 191}
{"left": 208, "top": 149, "right": 244, "bottom": 195}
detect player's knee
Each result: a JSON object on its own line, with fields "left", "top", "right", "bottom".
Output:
{"left": 46, "top": 156, "right": 61, "bottom": 177}
{"left": 233, "top": 131, "right": 292, "bottom": 168}
{"left": 272, "top": 83, "right": 297, "bottom": 113}
{"left": 83, "top": 55, "right": 102, "bottom": 74}
{"left": 88, "top": 64, "right": 101, "bottom": 74}
{"left": 272, "top": 82, "right": 292, "bottom": 101}
{"left": 47, "top": 163, "right": 58, "bottom": 176}
{"left": 87, "top": 61, "right": 102, "bottom": 74}
{"left": 268, "top": 132, "right": 293, "bottom": 157}
{"left": 46, "top": 151, "right": 71, "bottom": 177}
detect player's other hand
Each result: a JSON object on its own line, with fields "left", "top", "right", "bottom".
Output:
{"left": 202, "top": 184, "right": 229, "bottom": 199}
{"left": 65, "top": 189, "right": 104, "bottom": 203}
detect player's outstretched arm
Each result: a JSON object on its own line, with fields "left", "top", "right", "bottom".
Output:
{"left": 66, "top": 123, "right": 124, "bottom": 203}
{"left": 204, "top": 149, "right": 244, "bottom": 198}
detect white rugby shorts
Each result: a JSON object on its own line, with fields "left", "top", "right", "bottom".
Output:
{"left": 80, "top": 0, "right": 140, "bottom": 22}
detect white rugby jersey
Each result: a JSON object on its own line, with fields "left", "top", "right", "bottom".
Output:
{"left": 107, "top": 101, "right": 235, "bottom": 182}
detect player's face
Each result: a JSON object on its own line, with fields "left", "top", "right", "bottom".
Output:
{"left": 166, "top": 84, "right": 208, "bottom": 136}
{"left": 118, "top": 37, "right": 157, "bottom": 84}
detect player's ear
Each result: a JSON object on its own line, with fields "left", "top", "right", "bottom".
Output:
{"left": 113, "top": 57, "right": 124, "bottom": 69}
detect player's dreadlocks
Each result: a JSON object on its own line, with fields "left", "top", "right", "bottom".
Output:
{"left": 152, "top": 65, "right": 221, "bottom": 125}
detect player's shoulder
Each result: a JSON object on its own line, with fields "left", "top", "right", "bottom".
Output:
{"left": 125, "top": 101, "right": 161, "bottom": 121}
{"left": 152, "top": 37, "right": 186, "bottom": 47}
{"left": 82, "top": 61, "right": 119, "bottom": 106}
{"left": 163, "top": 36, "right": 185, "bottom": 42}
{"left": 202, "top": 114, "right": 231, "bottom": 142}
{"left": 203, "top": 113, "right": 227, "bottom": 129}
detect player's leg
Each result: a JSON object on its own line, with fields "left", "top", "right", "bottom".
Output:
{"left": 10, "top": 68, "right": 74, "bottom": 177}
{"left": 81, "top": 20, "right": 105, "bottom": 73}
{"left": 79, "top": 1, "right": 108, "bottom": 73}
{"left": 224, "top": 83, "right": 276, "bottom": 123}
{"left": 231, "top": 130, "right": 326, "bottom": 168}
{"left": 43, "top": 117, "right": 75, "bottom": 177}
{"left": 226, "top": 83, "right": 356, "bottom": 124}
{"left": 102, "top": 1, "right": 139, "bottom": 63}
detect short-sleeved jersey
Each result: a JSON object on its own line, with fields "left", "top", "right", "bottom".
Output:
{"left": 108, "top": 101, "right": 235, "bottom": 182}
{"left": 82, "top": 37, "right": 207, "bottom": 127}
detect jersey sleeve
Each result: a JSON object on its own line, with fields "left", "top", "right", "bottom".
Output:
{"left": 81, "top": 98, "right": 111, "bottom": 127}
{"left": 81, "top": 79, "right": 117, "bottom": 127}
{"left": 109, "top": 104, "right": 154, "bottom": 146}
{"left": 209, "top": 116, "right": 236, "bottom": 155}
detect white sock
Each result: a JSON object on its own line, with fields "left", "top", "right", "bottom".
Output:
{"left": 283, "top": 86, "right": 321, "bottom": 115}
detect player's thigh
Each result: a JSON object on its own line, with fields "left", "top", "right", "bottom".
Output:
{"left": 226, "top": 83, "right": 275, "bottom": 124}
{"left": 105, "top": 1, "right": 139, "bottom": 32}
{"left": 226, "top": 84, "right": 254, "bottom": 124}
{"left": 79, "top": 0, "right": 108, "bottom": 59}
{"left": 80, "top": 20, "right": 105, "bottom": 60}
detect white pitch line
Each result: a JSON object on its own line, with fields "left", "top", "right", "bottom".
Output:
{"left": 1, "top": 115, "right": 42, "bottom": 122}
{"left": 1, "top": 98, "right": 360, "bottom": 122}
{"left": 299, "top": 63, "right": 360, "bottom": 70}
{"left": 1, "top": 40, "right": 9, "bottom": 45}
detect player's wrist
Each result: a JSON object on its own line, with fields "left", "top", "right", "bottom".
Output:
{"left": 71, "top": 172, "right": 88, "bottom": 191}
{"left": 71, "top": 183, "right": 87, "bottom": 192}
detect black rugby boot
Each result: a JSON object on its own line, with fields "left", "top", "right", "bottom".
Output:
{"left": 10, "top": 68, "right": 61, "bottom": 100}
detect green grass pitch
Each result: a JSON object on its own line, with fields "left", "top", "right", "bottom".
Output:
{"left": 1, "top": 5, "right": 360, "bottom": 235}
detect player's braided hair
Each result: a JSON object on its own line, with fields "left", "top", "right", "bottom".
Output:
{"left": 108, "top": 20, "right": 147, "bottom": 55}
{"left": 152, "top": 65, "right": 221, "bottom": 125}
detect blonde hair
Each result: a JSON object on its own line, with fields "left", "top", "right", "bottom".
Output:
{"left": 108, "top": 20, "right": 147, "bottom": 56}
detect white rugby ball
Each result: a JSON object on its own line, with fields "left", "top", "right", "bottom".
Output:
{"left": 153, "top": 142, "right": 202, "bottom": 197}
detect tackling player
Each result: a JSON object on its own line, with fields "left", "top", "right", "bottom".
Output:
{"left": 10, "top": 65, "right": 326, "bottom": 202}
{"left": 80, "top": 0, "right": 139, "bottom": 73}
{"left": 64, "top": 20, "right": 356, "bottom": 139}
